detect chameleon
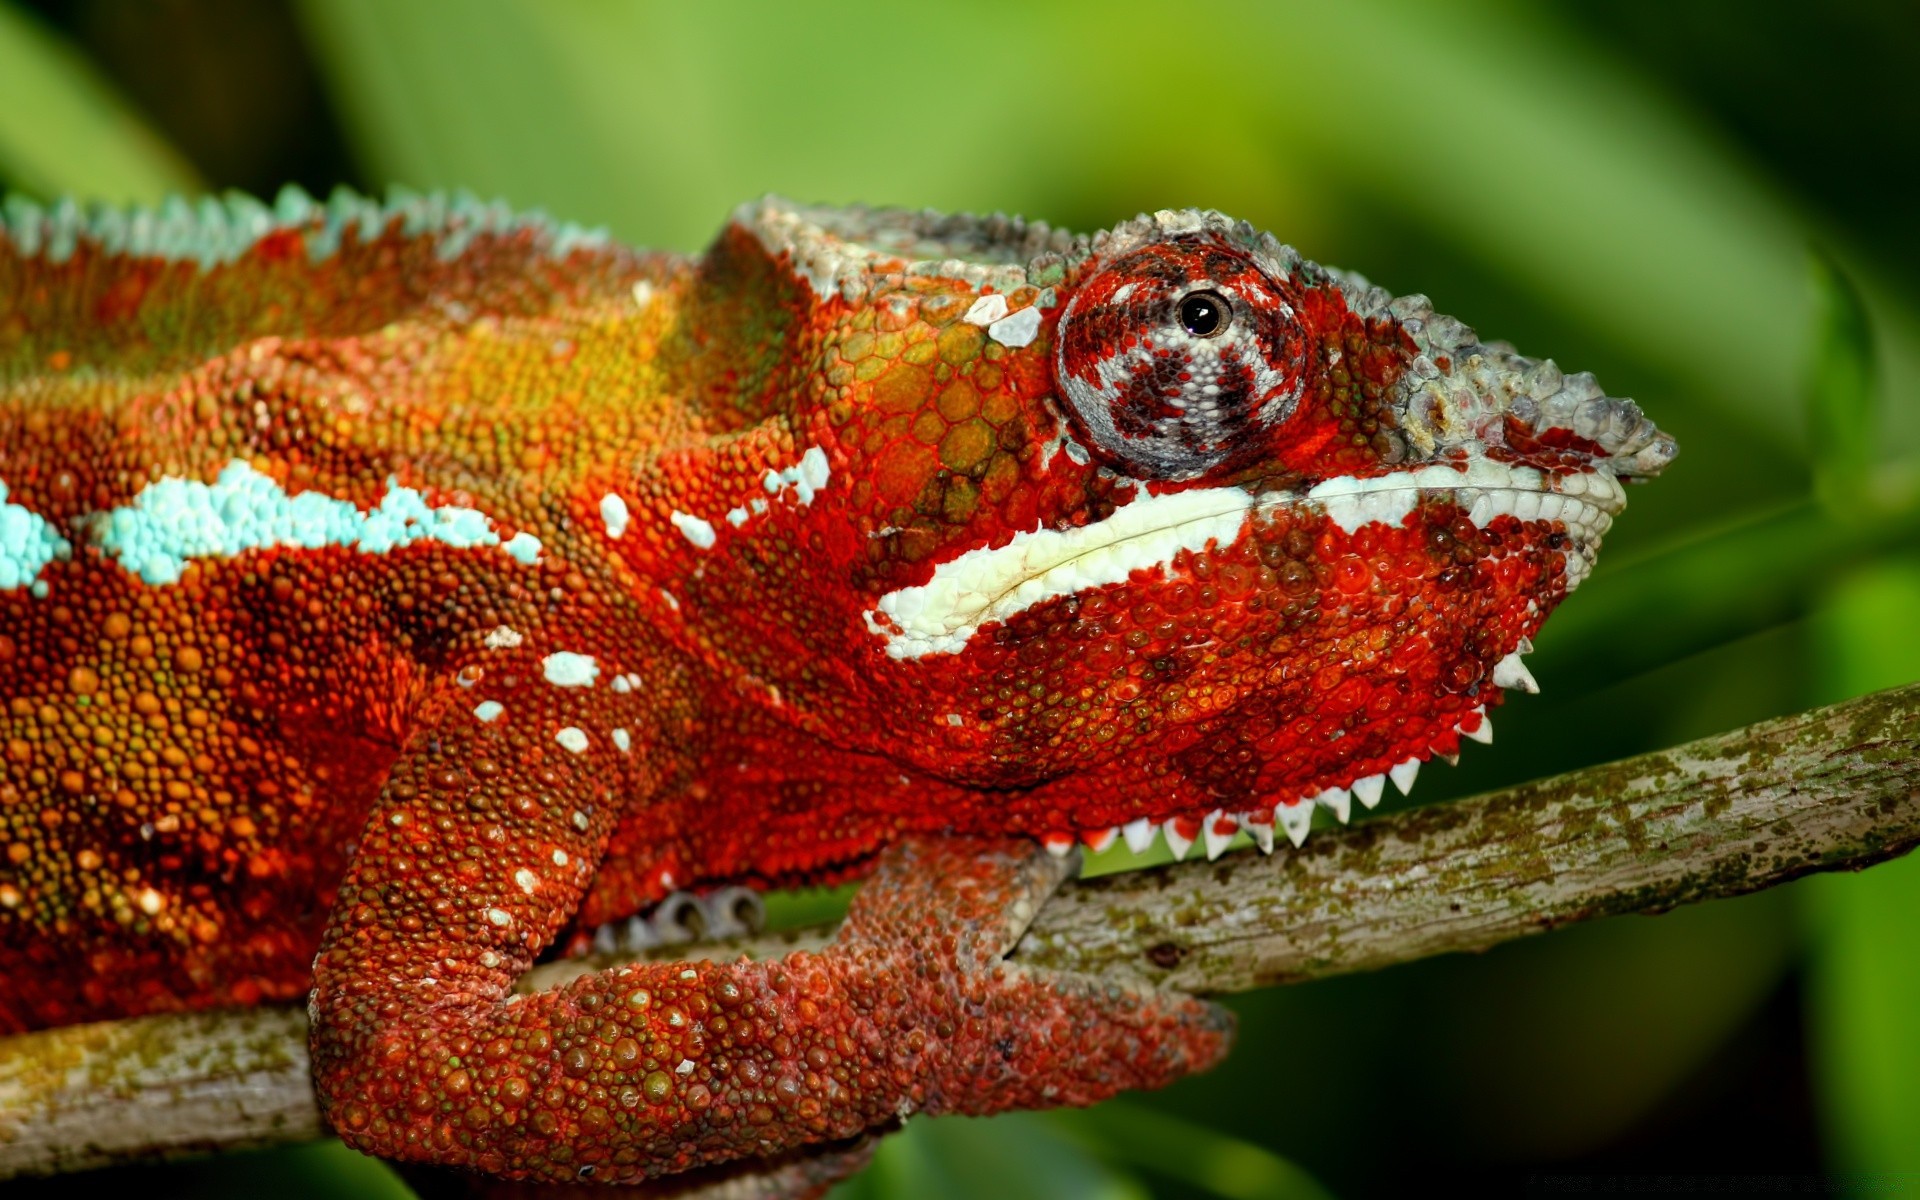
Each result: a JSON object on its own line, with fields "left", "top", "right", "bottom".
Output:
{"left": 0, "top": 190, "right": 1674, "bottom": 1190}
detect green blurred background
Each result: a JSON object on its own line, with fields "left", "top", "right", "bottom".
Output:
{"left": 2, "top": 1, "right": 1916, "bottom": 1195}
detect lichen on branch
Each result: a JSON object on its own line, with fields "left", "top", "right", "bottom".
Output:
{"left": 3, "top": 681, "right": 1917, "bottom": 1179}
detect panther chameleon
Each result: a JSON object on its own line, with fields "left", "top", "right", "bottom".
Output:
{"left": 0, "top": 191, "right": 1674, "bottom": 1191}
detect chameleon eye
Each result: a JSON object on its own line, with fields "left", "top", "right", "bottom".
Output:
{"left": 1178, "top": 290, "right": 1230, "bottom": 338}
{"left": 1054, "top": 241, "right": 1306, "bottom": 480}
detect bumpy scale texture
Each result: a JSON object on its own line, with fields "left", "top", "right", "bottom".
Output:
{"left": 0, "top": 190, "right": 1673, "bottom": 1187}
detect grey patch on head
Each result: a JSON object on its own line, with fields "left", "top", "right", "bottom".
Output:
{"left": 0, "top": 184, "right": 610, "bottom": 271}
{"left": 1322, "top": 271, "right": 1678, "bottom": 477}
{"left": 737, "top": 196, "right": 1076, "bottom": 300}
{"left": 1387, "top": 313, "right": 1676, "bottom": 477}
{"left": 1052, "top": 208, "right": 1315, "bottom": 291}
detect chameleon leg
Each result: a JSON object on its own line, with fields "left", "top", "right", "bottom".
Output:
{"left": 308, "top": 691, "right": 1230, "bottom": 1185}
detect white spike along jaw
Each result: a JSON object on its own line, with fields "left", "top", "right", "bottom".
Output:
{"left": 1389, "top": 757, "right": 1421, "bottom": 795}
{"left": 1351, "top": 773, "right": 1386, "bottom": 810}
{"left": 1458, "top": 706, "right": 1493, "bottom": 745}
{"left": 1082, "top": 826, "right": 1118, "bottom": 854}
{"left": 1162, "top": 817, "right": 1199, "bottom": 861}
{"left": 1122, "top": 817, "right": 1157, "bottom": 855}
{"left": 1042, "top": 831, "right": 1076, "bottom": 858}
{"left": 1492, "top": 651, "right": 1539, "bottom": 694}
{"left": 1239, "top": 811, "right": 1276, "bottom": 855}
{"left": 1275, "top": 798, "right": 1315, "bottom": 848}
{"left": 1203, "top": 809, "right": 1239, "bottom": 861}
{"left": 1313, "top": 786, "right": 1352, "bottom": 825}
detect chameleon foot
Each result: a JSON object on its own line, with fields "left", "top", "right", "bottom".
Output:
{"left": 829, "top": 836, "right": 1236, "bottom": 1118}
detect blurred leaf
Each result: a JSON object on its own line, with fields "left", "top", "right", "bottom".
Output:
{"left": 760, "top": 883, "right": 855, "bottom": 932}
{"left": 0, "top": 0, "right": 199, "bottom": 201}
{"left": 1804, "top": 561, "right": 1920, "bottom": 1174}
{"left": 2, "top": 1139, "right": 412, "bottom": 1200}
{"left": 1535, "top": 499, "right": 1920, "bottom": 691}
{"left": 1806, "top": 250, "right": 1881, "bottom": 515}
{"left": 291, "top": 0, "right": 1920, "bottom": 462}
{"left": 831, "top": 1111, "right": 1149, "bottom": 1200}
{"left": 1048, "top": 1102, "right": 1333, "bottom": 1200}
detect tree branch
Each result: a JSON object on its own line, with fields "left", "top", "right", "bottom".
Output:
{"left": 4, "top": 682, "right": 1917, "bottom": 1178}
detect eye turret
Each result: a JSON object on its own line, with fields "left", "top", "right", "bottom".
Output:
{"left": 1053, "top": 239, "right": 1307, "bottom": 481}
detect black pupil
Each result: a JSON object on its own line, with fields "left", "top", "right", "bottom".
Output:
{"left": 1179, "top": 291, "right": 1228, "bottom": 337}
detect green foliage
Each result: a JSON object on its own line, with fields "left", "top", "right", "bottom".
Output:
{"left": 1804, "top": 565, "right": 1920, "bottom": 1174}
{"left": 1806, "top": 252, "right": 1884, "bottom": 515}
{"left": 0, "top": 0, "right": 1914, "bottom": 1194}
{"left": 0, "top": 2, "right": 196, "bottom": 201}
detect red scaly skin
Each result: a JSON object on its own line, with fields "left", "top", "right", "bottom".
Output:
{"left": 0, "top": 193, "right": 1673, "bottom": 1185}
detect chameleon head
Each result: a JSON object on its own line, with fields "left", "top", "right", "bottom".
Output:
{"left": 706, "top": 201, "right": 1675, "bottom": 852}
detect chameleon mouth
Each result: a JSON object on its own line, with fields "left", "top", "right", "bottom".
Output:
{"left": 863, "top": 460, "right": 1625, "bottom": 661}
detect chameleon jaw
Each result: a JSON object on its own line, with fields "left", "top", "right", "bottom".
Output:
{"left": 862, "top": 459, "right": 1625, "bottom": 662}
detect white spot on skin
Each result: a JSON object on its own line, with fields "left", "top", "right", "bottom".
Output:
{"left": 552, "top": 849, "right": 569, "bottom": 867}
{"left": 600, "top": 493, "right": 631, "bottom": 539}
{"left": 487, "top": 908, "right": 512, "bottom": 927}
{"left": 501, "top": 531, "right": 542, "bottom": 564}
{"left": 572, "top": 810, "right": 590, "bottom": 831}
{"left": 612, "top": 728, "right": 631, "bottom": 752}
{"left": 0, "top": 481, "right": 71, "bottom": 591}
{"left": 760, "top": 446, "right": 832, "bottom": 507}
{"left": 726, "top": 506, "right": 750, "bottom": 527}
{"left": 963, "top": 294, "right": 1009, "bottom": 325}
{"left": 987, "top": 305, "right": 1042, "bottom": 348}
{"left": 868, "top": 484, "right": 1254, "bottom": 659}
{"left": 541, "top": 651, "right": 599, "bottom": 687}
{"left": 514, "top": 868, "right": 538, "bottom": 894}
{"left": 473, "top": 700, "right": 504, "bottom": 722}
{"left": 484, "top": 626, "right": 523, "bottom": 649}
{"left": 631, "top": 280, "right": 655, "bottom": 308}
{"left": 136, "top": 887, "right": 164, "bottom": 916}
{"left": 670, "top": 510, "right": 716, "bottom": 549}
{"left": 611, "top": 675, "right": 632, "bottom": 694}
{"left": 90, "top": 459, "right": 535, "bottom": 586}
{"left": 555, "top": 727, "right": 589, "bottom": 754}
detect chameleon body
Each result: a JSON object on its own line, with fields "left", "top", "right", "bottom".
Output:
{"left": 0, "top": 192, "right": 1673, "bottom": 1186}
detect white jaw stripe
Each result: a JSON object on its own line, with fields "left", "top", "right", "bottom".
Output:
{"left": 1304, "top": 459, "right": 1624, "bottom": 543}
{"left": 864, "top": 460, "right": 1624, "bottom": 661}
{"left": 866, "top": 485, "right": 1255, "bottom": 660}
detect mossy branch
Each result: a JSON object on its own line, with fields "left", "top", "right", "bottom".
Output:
{"left": 4, "top": 681, "right": 1917, "bottom": 1179}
